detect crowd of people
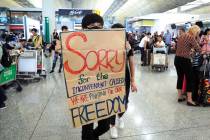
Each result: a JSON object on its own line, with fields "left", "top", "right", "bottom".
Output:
{"left": 127, "top": 25, "right": 210, "bottom": 107}
{"left": 175, "top": 27, "right": 210, "bottom": 106}
{"left": 0, "top": 14, "right": 138, "bottom": 140}
{"left": 125, "top": 29, "right": 177, "bottom": 66}
{"left": 1, "top": 12, "right": 210, "bottom": 140}
{"left": 0, "top": 28, "right": 44, "bottom": 109}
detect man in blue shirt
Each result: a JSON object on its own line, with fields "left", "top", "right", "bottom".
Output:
{"left": 164, "top": 30, "right": 172, "bottom": 53}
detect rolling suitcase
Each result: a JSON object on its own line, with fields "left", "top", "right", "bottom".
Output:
{"left": 143, "top": 49, "right": 151, "bottom": 66}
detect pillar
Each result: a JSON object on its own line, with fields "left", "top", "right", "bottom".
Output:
{"left": 42, "top": 0, "right": 72, "bottom": 40}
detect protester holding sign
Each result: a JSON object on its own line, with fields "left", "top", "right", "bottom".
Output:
{"left": 80, "top": 13, "right": 111, "bottom": 140}
{"left": 109, "top": 23, "right": 138, "bottom": 139}
{"left": 61, "top": 13, "right": 127, "bottom": 140}
{"left": 61, "top": 13, "right": 128, "bottom": 139}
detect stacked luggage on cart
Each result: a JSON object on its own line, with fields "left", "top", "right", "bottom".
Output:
{"left": 150, "top": 46, "right": 168, "bottom": 72}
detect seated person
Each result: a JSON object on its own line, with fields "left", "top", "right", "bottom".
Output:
{"left": 155, "top": 35, "right": 165, "bottom": 48}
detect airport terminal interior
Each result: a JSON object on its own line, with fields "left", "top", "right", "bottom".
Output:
{"left": 0, "top": 0, "right": 210, "bottom": 140}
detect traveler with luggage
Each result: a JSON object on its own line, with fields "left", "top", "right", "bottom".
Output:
{"left": 195, "top": 28, "right": 210, "bottom": 105}
{"left": 164, "top": 30, "right": 172, "bottom": 54}
{"left": 190, "top": 28, "right": 210, "bottom": 103}
{"left": 139, "top": 32, "right": 151, "bottom": 66}
{"left": 153, "top": 35, "right": 167, "bottom": 54}
{"left": 31, "top": 28, "right": 43, "bottom": 49}
{"left": 155, "top": 35, "right": 165, "bottom": 48}
{"left": 174, "top": 25, "right": 201, "bottom": 106}
{"left": 52, "top": 29, "right": 59, "bottom": 40}
{"left": 50, "top": 26, "right": 68, "bottom": 73}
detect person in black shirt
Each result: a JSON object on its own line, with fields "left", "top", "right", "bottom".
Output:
{"left": 0, "top": 46, "right": 7, "bottom": 109}
{"left": 52, "top": 29, "right": 59, "bottom": 40}
{"left": 3, "top": 36, "right": 14, "bottom": 50}
{"left": 109, "top": 23, "right": 137, "bottom": 139}
{"left": 81, "top": 13, "right": 110, "bottom": 140}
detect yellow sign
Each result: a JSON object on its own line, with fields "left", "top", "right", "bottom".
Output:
{"left": 61, "top": 30, "right": 126, "bottom": 127}
{"left": 93, "top": 10, "right": 101, "bottom": 15}
{"left": 133, "top": 19, "right": 155, "bottom": 27}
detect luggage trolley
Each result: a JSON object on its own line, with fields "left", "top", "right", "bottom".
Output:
{"left": 150, "top": 46, "right": 168, "bottom": 72}
{"left": 16, "top": 49, "right": 46, "bottom": 81}
{"left": 0, "top": 52, "right": 22, "bottom": 92}
{"left": 36, "top": 49, "right": 47, "bottom": 78}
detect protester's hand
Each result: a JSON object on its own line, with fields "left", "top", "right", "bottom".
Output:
{"left": 131, "top": 81, "right": 138, "bottom": 92}
{"left": 126, "top": 41, "right": 131, "bottom": 50}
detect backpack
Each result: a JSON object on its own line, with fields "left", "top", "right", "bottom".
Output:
{"left": 1, "top": 45, "right": 12, "bottom": 67}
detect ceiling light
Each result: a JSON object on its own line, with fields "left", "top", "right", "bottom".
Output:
{"left": 103, "top": 0, "right": 128, "bottom": 17}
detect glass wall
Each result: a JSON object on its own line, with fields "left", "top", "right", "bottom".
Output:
{"left": 10, "top": 11, "right": 42, "bottom": 25}
{"left": 55, "top": 9, "right": 94, "bottom": 31}
{"left": 0, "top": 7, "right": 10, "bottom": 25}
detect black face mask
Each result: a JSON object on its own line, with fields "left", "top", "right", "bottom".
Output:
{"left": 87, "top": 26, "right": 102, "bottom": 29}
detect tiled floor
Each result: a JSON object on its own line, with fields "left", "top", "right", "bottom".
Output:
{"left": 1, "top": 54, "right": 210, "bottom": 140}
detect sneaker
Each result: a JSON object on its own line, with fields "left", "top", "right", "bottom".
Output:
{"left": 110, "top": 126, "right": 118, "bottom": 139}
{"left": 0, "top": 103, "right": 6, "bottom": 110}
{"left": 118, "top": 118, "right": 124, "bottom": 129}
{"left": 50, "top": 70, "right": 54, "bottom": 73}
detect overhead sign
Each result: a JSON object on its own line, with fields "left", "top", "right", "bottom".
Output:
{"left": 133, "top": 19, "right": 155, "bottom": 27}
{"left": 58, "top": 9, "right": 93, "bottom": 16}
{"left": 61, "top": 30, "right": 126, "bottom": 127}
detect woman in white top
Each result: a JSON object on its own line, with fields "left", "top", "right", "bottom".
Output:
{"left": 139, "top": 32, "right": 151, "bottom": 65}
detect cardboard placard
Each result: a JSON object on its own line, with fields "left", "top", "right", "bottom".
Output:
{"left": 61, "top": 30, "right": 126, "bottom": 127}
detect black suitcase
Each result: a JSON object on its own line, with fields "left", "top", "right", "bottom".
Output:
{"left": 143, "top": 49, "right": 151, "bottom": 66}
